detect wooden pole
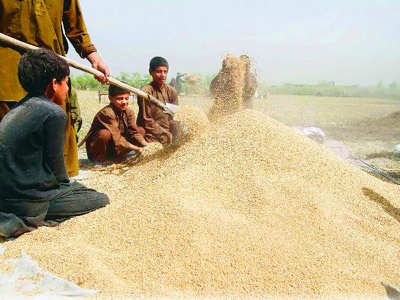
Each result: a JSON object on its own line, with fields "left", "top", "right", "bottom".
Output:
{"left": 0, "top": 32, "right": 174, "bottom": 118}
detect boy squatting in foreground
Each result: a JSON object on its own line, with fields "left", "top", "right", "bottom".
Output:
{"left": 82, "top": 84, "right": 147, "bottom": 163}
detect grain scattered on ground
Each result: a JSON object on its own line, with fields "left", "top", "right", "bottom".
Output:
{"left": 1, "top": 108, "right": 400, "bottom": 300}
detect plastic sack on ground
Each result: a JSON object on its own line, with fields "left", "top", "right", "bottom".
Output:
{"left": 293, "top": 125, "right": 326, "bottom": 144}
{"left": 0, "top": 245, "right": 97, "bottom": 300}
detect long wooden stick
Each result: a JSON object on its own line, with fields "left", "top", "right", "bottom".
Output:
{"left": 0, "top": 32, "right": 174, "bottom": 117}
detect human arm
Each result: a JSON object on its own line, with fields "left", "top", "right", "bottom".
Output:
{"left": 43, "top": 109, "right": 70, "bottom": 183}
{"left": 127, "top": 142, "right": 144, "bottom": 154}
{"left": 126, "top": 109, "right": 148, "bottom": 147}
{"left": 62, "top": 0, "right": 109, "bottom": 83}
{"left": 86, "top": 52, "right": 109, "bottom": 84}
{"left": 137, "top": 95, "right": 172, "bottom": 146}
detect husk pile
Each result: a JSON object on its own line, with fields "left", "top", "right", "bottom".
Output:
{"left": 2, "top": 107, "right": 400, "bottom": 300}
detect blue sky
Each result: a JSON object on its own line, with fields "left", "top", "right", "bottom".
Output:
{"left": 68, "top": 0, "right": 400, "bottom": 86}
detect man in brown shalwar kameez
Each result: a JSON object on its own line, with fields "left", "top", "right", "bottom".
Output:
{"left": 0, "top": 0, "right": 109, "bottom": 177}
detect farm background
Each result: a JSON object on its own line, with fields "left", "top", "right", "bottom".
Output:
{"left": 75, "top": 86, "right": 400, "bottom": 181}
{"left": 2, "top": 81, "right": 400, "bottom": 300}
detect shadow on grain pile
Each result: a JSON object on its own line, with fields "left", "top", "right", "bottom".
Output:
{"left": 2, "top": 108, "right": 400, "bottom": 300}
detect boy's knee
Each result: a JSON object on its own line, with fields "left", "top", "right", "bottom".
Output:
{"left": 137, "top": 126, "right": 146, "bottom": 136}
{"left": 98, "top": 193, "right": 110, "bottom": 207}
{"left": 97, "top": 129, "right": 112, "bottom": 141}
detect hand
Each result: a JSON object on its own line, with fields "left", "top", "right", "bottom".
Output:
{"left": 130, "top": 144, "right": 143, "bottom": 154}
{"left": 163, "top": 129, "right": 173, "bottom": 145}
{"left": 87, "top": 52, "right": 110, "bottom": 84}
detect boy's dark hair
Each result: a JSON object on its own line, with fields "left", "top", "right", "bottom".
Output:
{"left": 108, "top": 84, "right": 130, "bottom": 96}
{"left": 18, "top": 48, "right": 70, "bottom": 95}
{"left": 149, "top": 56, "right": 169, "bottom": 71}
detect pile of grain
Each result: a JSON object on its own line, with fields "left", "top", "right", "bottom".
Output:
{"left": 2, "top": 108, "right": 400, "bottom": 299}
{"left": 208, "top": 54, "right": 247, "bottom": 121}
{"left": 174, "top": 105, "right": 210, "bottom": 142}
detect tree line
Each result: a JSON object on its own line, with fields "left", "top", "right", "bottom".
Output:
{"left": 266, "top": 81, "right": 400, "bottom": 99}
{"left": 70, "top": 72, "right": 400, "bottom": 99}
{"left": 70, "top": 72, "right": 152, "bottom": 91}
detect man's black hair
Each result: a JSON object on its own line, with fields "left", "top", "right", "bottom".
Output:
{"left": 18, "top": 48, "right": 70, "bottom": 96}
{"left": 108, "top": 83, "right": 130, "bottom": 96}
{"left": 149, "top": 56, "right": 169, "bottom": 71}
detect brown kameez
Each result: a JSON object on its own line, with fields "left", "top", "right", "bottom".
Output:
{"left": 83, "top": 104, "right": 146, "bottom": 162}
{"left": 137, "top": 82, "right": 183, "bottom": 146}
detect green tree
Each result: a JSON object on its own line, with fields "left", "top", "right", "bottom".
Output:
{"left": 388, "top": 81, "right": 399, "bottom": 89}
{"left": 70, "top": 73, "right": 101, "bottom": 90}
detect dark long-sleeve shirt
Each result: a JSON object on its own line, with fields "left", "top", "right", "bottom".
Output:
{"left": 0, "top": 95, "right": 110, "bottom": 239}
{"left": 0, "top": 96, "right": 69, "bottom": 203}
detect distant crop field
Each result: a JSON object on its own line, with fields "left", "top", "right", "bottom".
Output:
{"left": 254, "top": 94, "right": 400, "bottom": 126}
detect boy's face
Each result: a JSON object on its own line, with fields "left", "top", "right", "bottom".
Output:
{"left": 149, "top": 65, "right": 168, "bottom": 87}
{"left": 109, "top": 92, "right": 130, "bottom": 111}
{"left": 52, "top": 76, "right": 69, "bottom": 106}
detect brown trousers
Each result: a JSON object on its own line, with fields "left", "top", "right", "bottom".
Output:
{"left": 86, "top": 129, "right": 127, "bottom": 163}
